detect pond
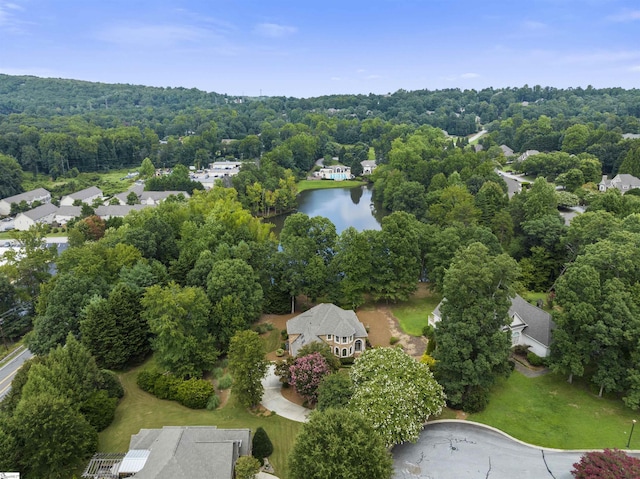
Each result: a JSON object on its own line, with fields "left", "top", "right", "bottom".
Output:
{"left": 268, "top": 185, "right": 386, "bottom": 236}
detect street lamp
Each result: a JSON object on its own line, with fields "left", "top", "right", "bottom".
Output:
{"left": 627, "top": 420, "right": 637, "bottom": 448}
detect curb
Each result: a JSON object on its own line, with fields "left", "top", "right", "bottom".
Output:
{"left": 0, "top": 345, "right": 27, "bottom": 372}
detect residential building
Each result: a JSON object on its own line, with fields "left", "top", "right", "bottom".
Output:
{"left": 317, "top": 164, "right": 352, "bottom": 181}
{"left": 598, "top": 174, "right": 640, "bottom": 193}
{"left": 361, "top": 160, "right": 377, "bottom": 175}
{"left": 287, "top": 303, "right": 368, "bottom": 358}
{"left": 54, "top": 206, "right": 82, "bottom": 225}
{"left": 95, "top": 204, "right": 147, "bottom": 219}
{"left": 82, "top": 426, "right": 251, "bottom": 479}
{"left": 14, "top": 203, "right": 59, "bottom": 230}
{"left": 60, "top": 186, "right": 103, "bottom": 206}
{"left": 139, "top": 191, "right": 190, "bottom": 206}
{"left": 515, "top": 150, "right": 540, "bottom": 162}
{"left": 429, "top": 294, "right": 555, "bottom": 357}
{"left": 114, "top": 184, "right": 145, "bottom": 205}
{"left": 0, "top": 188, "right": 51, "bottom": 216}
{"left": 500, "top": 145, "right": 515, "bottom": 157}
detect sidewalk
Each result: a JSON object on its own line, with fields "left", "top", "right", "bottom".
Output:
{"left": 260, "top": 364, "right": 310, "bottom": 423}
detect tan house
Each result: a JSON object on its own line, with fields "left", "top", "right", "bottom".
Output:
{"left": 287, "top": 303, "right": 368, "bottom": 358}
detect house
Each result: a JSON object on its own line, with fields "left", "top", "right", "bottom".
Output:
{"left": 598, "top": 174, "right": 640, "bottom": 193}
{"left": 515, "top": 150, "right": 539, "bottom": 162}
{"left": 139, "top": 191, "right": 190, "bottom": 206}
{"left": 500, "top": 145, "right": 515, "bottom": 157}
{"left": 95, "top": 204, "right": 147, "bottom": 219}
{"left": 54, "top": 206, "right": 82, "bottom": 225}
{"left": 287, "top": 303, "right": 368, "bottom": 358}
{"left": 60, "top": 186, "right": 103, "bottom": 206}
{"left": 622, "top": 133, "right": 640, "bottom": 140}
{"left": 429, "top": 294, "right": 555, "bottom": 358}
{"left": 0, "top": 188, "right": 51, "bottom": 216}
{"left": 82, "top": 426, "right": 251, "bottom": 479}
{"left": 361, "top": 160, "right": 377, "bottom": 175}
{"left": 114, "top": 184, "right": 145, "bottom": 205}
{"left": 14, "top": 203, "right": 59, "bottom": 230}
{"left": 317, "top": 164, "right": 352, "bottom": 181}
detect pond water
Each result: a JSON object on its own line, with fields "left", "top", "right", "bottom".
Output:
{"left": 269, "top": 185, "right": 386, "bottom": 235}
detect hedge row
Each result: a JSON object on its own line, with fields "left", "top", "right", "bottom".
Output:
{"left": 137, "top": 371, "right": 216, "bottom": 409}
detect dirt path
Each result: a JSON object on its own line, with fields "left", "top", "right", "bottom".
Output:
{"left": 377, "top": 306, "right": 427, "bottom": 358}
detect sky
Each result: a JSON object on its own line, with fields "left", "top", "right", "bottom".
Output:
{"left": 0, "top": 0, "right": 639, "bottom": 98}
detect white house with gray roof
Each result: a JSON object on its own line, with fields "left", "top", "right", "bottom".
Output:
{"left": 95, "top": 204, "right": 147, "bottom": 219}
{"left": 361, "top": 160, "right": 378, "bottom": 175}
{"left": 60, "top": 186, "right": 103, "bottom": 206}
{"left": 287, "top": 303, "right": 368, "bottom": 358}
{"left": 598, "top": 174, "right": 640, "bottom": 193}
{"left": 429, "top": 294, "right": 555, "bottom": 357}
{"left": 139, "top": 191, "right": 190, "bottom": 206}
{"left": 14, "top": 203, "right": 59, "bottom": 230}
{"left": 0, "top": 187, "right": 51, "bottom": 215}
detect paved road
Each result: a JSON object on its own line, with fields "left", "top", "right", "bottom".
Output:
{"left": 0, "top": 347, "right": 33, "bottom": 400}
{"left": 393, "top": 421, "right": 617, "bottom": 479}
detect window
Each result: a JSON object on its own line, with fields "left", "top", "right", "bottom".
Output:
{"left": 342, "top": 348, "right": 347, "bottom": 357}
{"left": 355, "top": 340, "right": 362, "bottom": 352}
{"left": 335, "top": 347, "right": 339, "bottom": 356}
{"left": 327, "top": 334, "right": 332, "bottom": 340}
{"left": 511, "top": 331, "right": 520, "bottom": 346}
{"left": 342, "top": 337, "right": 347, "bottom": 343}
{"left": 349, "top": 347, "right": 353, "bottom": 355}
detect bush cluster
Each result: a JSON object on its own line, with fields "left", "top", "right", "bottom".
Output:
{"left": 136, "top": 371, "right": 215, "bottom": 409}
{"left": 526, "top": 352, "right": 546, "bottom": 367}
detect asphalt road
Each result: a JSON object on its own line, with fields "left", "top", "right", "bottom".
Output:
{"left": 393, "top": 421, "right": 603, "bottom": 479}
{"left": 0, "top": 347, "right": 33, "bottom": 401}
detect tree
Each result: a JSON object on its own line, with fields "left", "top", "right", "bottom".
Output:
{"left": 434, "top": 242, "right": 518, "bottom": 411}
{"left": 289, "top": 352, "right": 332, "bottom": 404}
{"left": 251, "top": 426, "right": 274, "bottom": 465}
{"left": 288, "top": 409, "right": 393, "bottom": 479}
{"left": 139, "top": 157, "right": 155, "bottom": 178}
{"left": 228, "top": 330, "right": 268, "bottom": 408}
{"left": 126, "top": 191, "right": 139, "bottom": 205}
{"left": 0, "top": 153, "right": 23, "bottom": 199}
{"left": 296, "top": 341, "right": 341, "bottom": 372}
{"left": 141, "top": 282, "right": 218, "bottom": 378}
{"left": 572, "top": 449, "right": 640, "bottom": 478}
{"left": 316, "top": 372, "right": 354, "bottom": 411}
{"left": 348, "top": 347, "right": 445, "bottom": 447}
{"left": 235, "top": 456, "right": 261, "bottom": 479}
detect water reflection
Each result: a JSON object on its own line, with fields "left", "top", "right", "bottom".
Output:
{"left": 268, "top": 185, "right": 385, "bottom": 235}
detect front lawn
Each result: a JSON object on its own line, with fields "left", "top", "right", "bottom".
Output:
{"left": 469, "top": 371, "right": 640, "bottom": 449}
{"left": 390, "top": 287, "right": 442, "bottom": 336}
{"left": 99, "top": 360, "right": 302, "bottom": 479}
{"left": 297, "top": 179, "right": 365, "bottom": 193}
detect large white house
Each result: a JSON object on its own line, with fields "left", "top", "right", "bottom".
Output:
{"left": 317, "top": 164, "right": 352, "bottom": 181}
{"left": 14, "top": 203, "right": 59, "bottom": 230}
{"left": 598, "top": 174, "right": 640, "bottom": 193}
{"left": 0, "top": 188, "right": 51, "bottom": 216}
{"left": 429, "top": 294, "right": 555, "bottom": 357}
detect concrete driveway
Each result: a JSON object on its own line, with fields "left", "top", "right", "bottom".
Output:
{"left": 260, "top": 364, "right": 310, "bottom": 423}
{"left": 392, "top": 421, "right": 617, "bottom": 479}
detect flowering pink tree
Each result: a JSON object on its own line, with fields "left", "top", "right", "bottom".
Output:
{"left": 289, "top": 352, "right": 331, "bottom": 404}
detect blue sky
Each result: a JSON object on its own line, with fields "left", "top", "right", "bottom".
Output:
{"left": 1, "top": 0, "right": 639, "bottom": 98}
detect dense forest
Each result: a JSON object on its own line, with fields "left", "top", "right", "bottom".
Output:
{"left": 3, "top": 74, "right": 640, "bottom": 476}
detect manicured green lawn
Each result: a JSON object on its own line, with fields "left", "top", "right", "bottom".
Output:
{"left": 297, "top": 179, "right": 365, "bottom": 193}
{"left": 390, "top": 288, "right": 442, "bottom": 336}
{"left": 469, "top": 371, "right": 640, "bottom": 449}
{"left": 99, "top": 360, "right": 302, "bottom": 479}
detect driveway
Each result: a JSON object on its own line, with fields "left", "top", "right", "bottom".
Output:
{"left": 393, "top": 421, "right": 617, "bottom": 479}
{"left": 260, "top": 364, "right": 310, "bottom": 423}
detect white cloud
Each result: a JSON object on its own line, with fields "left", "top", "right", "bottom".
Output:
{"left": 460, "top": 72, "right": 480, "bottom": 79}
{"left": 0, "top": 1, "right": 27, "bottom": 32}
{"left": 607, "top": 9, "right": 640, "bottom": 22}
{"left": 366, "top": 74, "right": 382, "bottom": 80}
{"left": 253, "top": 23, "right": 297, "bottom": 38}
{"left": 96, "top": 23, "right": 212, "bottom": 48}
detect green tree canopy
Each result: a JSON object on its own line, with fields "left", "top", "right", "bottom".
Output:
{"left": 228, "top": 330, "right": 268, "bottom": 408}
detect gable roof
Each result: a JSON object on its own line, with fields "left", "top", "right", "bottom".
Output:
{"left": 287, "top": 303, "right": 367, "bottom": 356}
{"left": 21, "top": 202, "right": 58, "bottom": 220}
{"left": 126, "top": 426, "right": 251, "bottom": 479}
{"left": 500, "top": 145, "right": 514, "bottom": 156}
{"left": 0, "top": 187, "right": 51, "bottom": 204}
{"left": 56, "top": 205, "right": 82, "bottom": 218}
{"left": 508, "top": 295, "right": 555, "bottom": 347}
{"left": 95, "top": 204, "right": 147, "bottom": 218}
{"left": 115, "top": 184, "right": 145, "bottom": 203}
{"left": 139, "top": 191, "right": 190, "bottom": 201}
{"left": 65, "top": 186, "right": 103, "bottom": 201}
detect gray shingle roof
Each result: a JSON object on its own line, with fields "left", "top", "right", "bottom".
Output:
{"left": 95, "top": 204, "right": 147, "bottom": 217}
{"left": 22, "top": 202, "right": 58, "bottom": 220}
{"left": 509, "top": 294, "right": 555, "bottom": 347}
{"left": 139, "top": 191, "right": 190, "bottom": 201}
{"left": 127, "top": 426, "right": 251, "bottom": 479}
{"left": 0, "top": 187, "right": 50, "bottom": 204}
{"left": 65, "top": 186, "right": 103, "bottom": 201}
{"left": 287, "top": 303, "right": 367, "bottom": 356}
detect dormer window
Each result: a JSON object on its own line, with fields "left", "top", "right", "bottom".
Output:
{"left": 342, "top": 336, "right": 347, "bottom": 343}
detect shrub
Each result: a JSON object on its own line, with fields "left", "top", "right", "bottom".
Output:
{"left": 461, "top": 386, "right": 490, "bottom": 413}
{"left": 252, "top": 426, "right": 274, "bottom": 464}
{"left": 275, "top": 348, "right": 285, "bottom": 357}
{"left": 419, "top": 353, "right": 436, "bottom": 369}
{"left": 206, "top": 394, "right": 221, "bottom": 410}
{"left": 512, "top": 345, "right": 529, "bottom": 356}
{"left": 572, "top": 449, "right": 640, "bottom": 478}
{"left": 80, "top": 390, "right": 118, "bottom": 431}
{"left": 99, "top": 369, "right": 124, "bottom": 398}
{"left": 280, "top": 329, "right": 289, "bottom": 340}
{"left": 176, "top": 378, "right": 215, "bottom": 409}
{"left": 217, "top": 373, "right": 233, "bottom": 390}
{"left": 527, "top": 352, "right": 545, "bottom": 367}
{"left": 212, "top": 367, "right": 224, "bottom": 379}
{"left": 137, "top": 370, "right": 162, "bottom": 393}
{"left": 339, "top": 356, "right": 355, "bottom": 366}
{"left": 422, "top": 324, "right": 434, "bottom": 339}
{"left": 153, "top": 374, "right": 181, "bottom": 400}
{"left": 253, "top": 323, "right": 274, "bottom": 334}
{"left": 274, "top": 357, "right": 295, "bottom": 385}
{"left": 297, "top": 342, "right": 341, "bottom": 372}
{"left": 389, "top": 336, "right": 400, "bottom": 345}
{"left": 317, "top": 372, "right": 354, "bottom": 411}
{"left": 235, "top": 456, "right": 261, "bottom": 479}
